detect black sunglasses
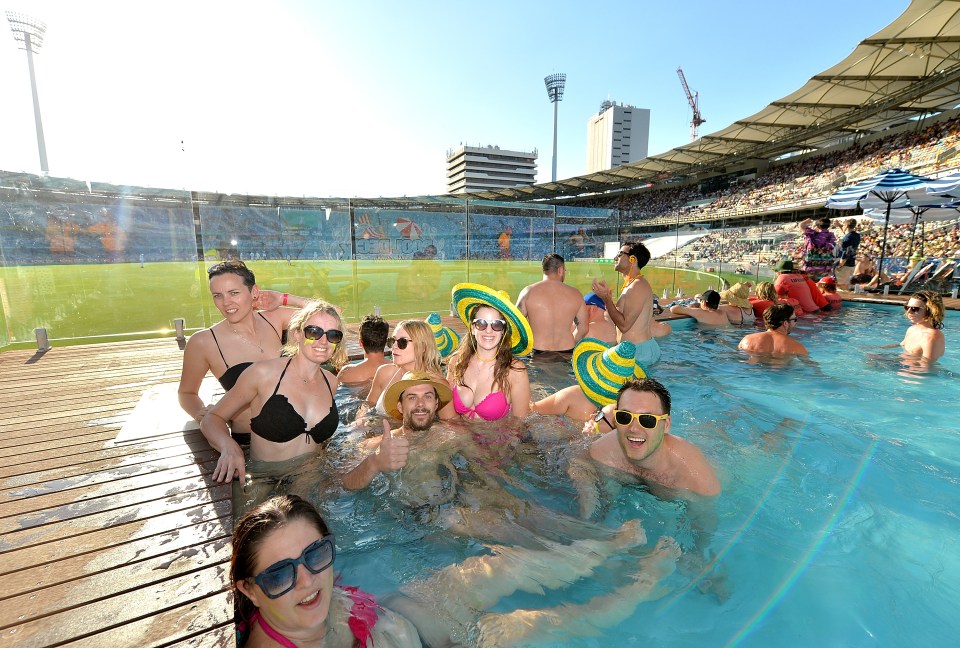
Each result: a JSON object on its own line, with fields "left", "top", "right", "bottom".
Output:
{"left": 388, "top": 336, "right": 412, "bottom": 349}
{"left": 303, "top": 326, "right": 343, "bottom": 344}
{"left": 252, "top": 536, "right": 336, "bottom": 599}
{"left": 613, "top": 410, "right": 669, "bottom": 429}
{"left": 904, "top": 305, "right": 925, "bottom": 314}
{"left": 472, "top": 318, "right": 506, "bottom": 332}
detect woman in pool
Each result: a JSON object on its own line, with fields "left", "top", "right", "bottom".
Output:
{"left": 447, "top": 284, "right": 532, "bottom": 421}
{"left": 897, "top": 290, "right": 945, "bottom": 362}
{"left": 361, "top": 319, "right": 455, "bottom": 419}
{"left": 178, "top": 260, "right": 310, "bottom": 435}
{"left": 232, "top": 494, "right": 421, "bottom": 648}
{"left": 201, "top": 301, "right": 347, "bottom": 519}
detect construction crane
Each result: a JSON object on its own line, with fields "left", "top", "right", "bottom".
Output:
{"left": 677, "top": 66, "right": 705, "bottom": 142}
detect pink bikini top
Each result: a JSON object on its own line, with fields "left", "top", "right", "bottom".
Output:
{"left": 246, "top": 586, "right": 378, "bottom": 648}
{"left": 453, "top": 385, "right": 510, "bottom": 421}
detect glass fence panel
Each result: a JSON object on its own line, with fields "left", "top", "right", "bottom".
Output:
{"left": 555, "top": 205, "right": 620, "bottom": 295}
{"left": 353, "top": 201, "right": 467, "bottom": 319}
{"left": 0, "top": 190, "right": 197, "bottom": 347}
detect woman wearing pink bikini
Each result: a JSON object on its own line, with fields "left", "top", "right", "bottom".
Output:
{"left": 232, "top": 495, "right": 420, "bottom": 648}
{"left": 447, "top": 284, "right": 532, "bottom": 421}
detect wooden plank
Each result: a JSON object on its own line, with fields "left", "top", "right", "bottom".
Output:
{"left": 0, "top": 499, "right": 230, "bottom": 577}
{"left": 59, "top": 591, "right": 235, "bottom": 647}
{"left": 0, "top": 563, "right": 230, "bottom": 646}
{"left": 0, "top": 483, "right": 230, "bottom": 553}
{"left": 0, "top": 536, "right": 230, "bottom": 628}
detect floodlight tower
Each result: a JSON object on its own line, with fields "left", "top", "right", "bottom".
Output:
{"left": 544, "top": 73, "right": 566, "bottom": 182}
{"left": 6, "top": 12, "right": 49, "bottom": 175}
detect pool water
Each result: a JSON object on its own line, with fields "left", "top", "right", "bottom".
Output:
{"left": 329, "top": 303, "right": 959, "bottom": 647}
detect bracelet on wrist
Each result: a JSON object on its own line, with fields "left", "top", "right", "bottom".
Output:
{"left": 282, "top": 293, "right": 289, "bottom": 306}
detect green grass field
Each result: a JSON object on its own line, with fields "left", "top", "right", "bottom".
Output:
{"left": 0, "top": 260, "right": 748, "bottom": 349}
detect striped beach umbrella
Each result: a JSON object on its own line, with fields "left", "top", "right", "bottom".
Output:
{"left": 825, "top": 168, "right": 931, "bottom": 276}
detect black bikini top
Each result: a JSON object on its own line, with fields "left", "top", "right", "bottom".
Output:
{"left": 250, "top": 359, "right": 339, "bottom": 445}
{"left": 211, "top": 313, "right": 282, "bottom": 391}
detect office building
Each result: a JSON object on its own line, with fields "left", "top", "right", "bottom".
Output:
{"left": 586, "top": 101, "right": 650, "bottom": 173}
{"left": 446, "top": 145, "right": 538, "bottom": 194}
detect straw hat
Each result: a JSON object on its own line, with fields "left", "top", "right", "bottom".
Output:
{"left": 451, "top": 283, "right": 533, "bottom": 356}
{"left": 425, "top": 313, "right": 460, "bottom": 358}
{"left": 573, "top": 338, "right": 639, "bottom": 407}
{"left": 382, "top": 371, "right": 452, "bottom": 420}
{"left": 720, "top": 282, "right": 752, "bottom": 309}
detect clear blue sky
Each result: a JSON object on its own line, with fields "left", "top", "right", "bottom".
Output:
{"left": 0, "top": 0, "right": 910, "bottom": 198}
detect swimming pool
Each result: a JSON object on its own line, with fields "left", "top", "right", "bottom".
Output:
{"left": 326, "top": 302, "right": 958, "bottom": 647}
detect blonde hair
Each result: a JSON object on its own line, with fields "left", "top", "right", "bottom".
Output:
{"left": 283, "top": 301, "right": 348, "bottom": 369}
{"left": 755, "top": 281, "right": 778, "bottom": 302}
{"left": 393, "top": 319, "right": 442, "bottom": 375}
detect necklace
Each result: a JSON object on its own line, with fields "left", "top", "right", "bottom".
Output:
{"left": 621, "top": 272, "right": 643, "bottom": 292}
{"left": 475, "top": 354, "right": 496, "bottom": 364}
{"left": 230, "top": 324, "right": 263, "bottom": 353}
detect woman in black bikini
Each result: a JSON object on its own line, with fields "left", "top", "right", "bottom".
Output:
{"left": 178, "top": 261, "right": 309, "bottom": 440}
{"left": 201, "top": 300, "right": 348, "bottom": 520}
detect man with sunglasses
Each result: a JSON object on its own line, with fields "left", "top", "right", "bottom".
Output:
{"left": 569, "top": 377, "right": 720, "bottom": 518}
{"left": 591, "top": 240, "right": 662, "bottom": 369}
{"left": 516, "top": 253, "right": 589, "bottom": 354}
{"left": 738, "top": 303, "right": 808, "bottom": 357}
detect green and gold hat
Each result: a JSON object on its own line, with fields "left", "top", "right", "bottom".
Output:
{"left": 425, "top": 312, "right": 460, "bottom": 358}
{"left": 573, "top": 338, "right": 638, "bottom": 407}
{"left": 451, "top": 283, "right": 533, "bottom": 356}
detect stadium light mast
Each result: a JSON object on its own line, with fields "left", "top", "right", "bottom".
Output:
{"left": 544, "top": 73, "right": 566, "bottom": 182}
{"left": 6, "top": 12, "right": 49, "bottom": 175}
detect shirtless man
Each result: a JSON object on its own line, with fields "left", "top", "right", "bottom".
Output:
{"left": 568, "top": 377, "right": 720, "bottom": 519}
{"left": 337, "top": 314, "right": 389, "bottom": 384}
{"left": 669, "top": 289, "right": 730, "bottom": 327}
{"left": 516, "top": 253, "right": 588, "bottom": 353}
{"left": 738, "top": 303, "right": 809, "bottom": 357}
{"left": 591, "top": 240, "right": 660, "bottom": 369}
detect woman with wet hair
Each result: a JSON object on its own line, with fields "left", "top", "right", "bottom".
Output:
{"left": 178, "top": 261, "right": 311, "bottom": 438}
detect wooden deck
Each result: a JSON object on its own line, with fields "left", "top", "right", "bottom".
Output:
{"left": 0, "top": 316, "right": 469, "bottom": 647}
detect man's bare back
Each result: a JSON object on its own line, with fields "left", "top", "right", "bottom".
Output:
{"left": 738, "top": 330, "right": 808, "bottom": 356}
{"left": 517, "top": 278, "right": 587, "bottom": 352}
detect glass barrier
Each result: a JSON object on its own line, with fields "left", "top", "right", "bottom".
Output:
{"left": 6, "top": 173, "right": 850, "bottom": 350}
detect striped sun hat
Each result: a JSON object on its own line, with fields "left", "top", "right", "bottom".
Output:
{"left": 425, "top": 312, "right": 460, "bottom": 358}
{"left": 451, "top": 283, "right": 533, "bottom": 356}
{"left": 573, "top": 338, "right": 639, "bottom": 407}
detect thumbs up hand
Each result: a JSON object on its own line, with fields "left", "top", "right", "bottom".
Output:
{"left": 375, "top": 418, "right": 409, "bottom": 473}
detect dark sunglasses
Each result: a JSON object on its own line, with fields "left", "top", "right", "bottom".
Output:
{"left": 613, "top": 410, "right": 670, "bottom": 429}
{"left": 472, "top": 318, "right": 506, "bottom": 332}
{"left": 207, "top": 260, "right": 247, "bottom": 275}
{"left": 904, "top": 305, "right": 925, "bottom": 313}
{"left": 303, "top": 326, "right": 343, "bottom": 344}
{"left": 787, "top": 317, "right": 798, "bottom": 323}
{"left": 388, "top": 336, "right": 412, "bottom": 349}
{"left": 252, "top": 536, "right": 336, "bottom": 599}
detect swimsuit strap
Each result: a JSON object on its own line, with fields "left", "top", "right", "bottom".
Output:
{"left": 258, "top": 311, "right": 283, "bottom": 341}
{"left": 319, "top": 368, "right": 334, "bottom": 398}
{"left": 209, "top": 327, "right": 229, "bottom": 366}
{"left": 250, "top": 610, "right": 298, "bottom": 648}
{"left": 272, "top": 358, "right": 293, "bottom": 397}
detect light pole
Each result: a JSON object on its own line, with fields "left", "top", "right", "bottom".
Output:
{"left": 544, "top": 73, "right": 566, "bottom": 183}
{"left": 6, "top": 12, "right": 49, "bottom": 175}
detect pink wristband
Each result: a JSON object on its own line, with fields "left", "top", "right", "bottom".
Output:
{"left": 282, "top": 293, "right": 289, "bottom": 306}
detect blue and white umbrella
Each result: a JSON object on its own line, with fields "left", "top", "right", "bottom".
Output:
{"left": 862, "top": 202, "right": 960, "bottom": 257}
{"left": 906, "top": 169, "right": 960, "bottom": 206}
{"left": 825, "top": 168, "right": 931, "bottom": 275}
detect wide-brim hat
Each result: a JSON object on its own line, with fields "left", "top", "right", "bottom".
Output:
{"left": 720, "top": 282, "right": 752, "bottom": 309}
{"left": 573, "top": 338, "right": 638, "bottom": 407}
{"left": 382, "top": 370, "right": 452, "bottom": 420}
{"left": 772, "top": 258, "right": 795, "bottom": 273}
{"left": 451, "top": 283, "right": 533, "bottom": 356}
{"left": 425, "top": 313, "right": 460, "bottom": 358}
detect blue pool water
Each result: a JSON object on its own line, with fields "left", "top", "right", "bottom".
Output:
{"left": 330, "top": 302, "right": 959, "bottom": 647}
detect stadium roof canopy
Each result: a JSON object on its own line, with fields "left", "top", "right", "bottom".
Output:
{"left": 464, "top": 0, "right": 960, "bottom": 203}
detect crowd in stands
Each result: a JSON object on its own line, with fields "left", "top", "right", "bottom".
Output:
{"left": 573, "top": 114, "right": 960, "bottom": 225}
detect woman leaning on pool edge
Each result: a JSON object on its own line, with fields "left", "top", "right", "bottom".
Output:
{"left": 178, "top": 260, "right": 311, "bottom": 427}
